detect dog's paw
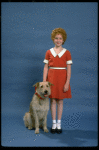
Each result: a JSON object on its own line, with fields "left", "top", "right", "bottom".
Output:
{"left": 35, "top": 129, "right": 39, "bottom": 134}
{"left": 44, "top": 128, "right": 49, "bottom": 133}
{"left": 28, "top": 126, "right": 32, "bottom": 130}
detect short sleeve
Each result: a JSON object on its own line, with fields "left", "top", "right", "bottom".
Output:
{"left": 66, "top": 50, "right": 73, "bottom": 65}
{"left": 43, "top": 50, "right": 49, "bottom": 64}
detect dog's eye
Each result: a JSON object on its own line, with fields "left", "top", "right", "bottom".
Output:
{"left": 40, "top": 85, "right": 43, "bottom": 88}
{"left": 46, "top": 85, "right": 49, "bottom": 87}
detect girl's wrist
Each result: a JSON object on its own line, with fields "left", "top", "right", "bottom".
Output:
{"left": 43, "top": 79, "right": 46, "bottom": 82}
{"left": 65, "top": 80, "right": 70, "bottom": 85}
{"left": 66, "top": 79, "right": 70, "bottom": 82}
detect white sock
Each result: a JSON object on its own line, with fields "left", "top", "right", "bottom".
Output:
{"left": 52, "top": 120, "right": 56, "bottom": 129}
{"left": 57, "top": 120, "right": 61, "bottom": 129}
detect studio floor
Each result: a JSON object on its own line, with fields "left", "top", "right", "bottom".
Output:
{"left": 1, "top": 97, "right": 98, "bottom": 147}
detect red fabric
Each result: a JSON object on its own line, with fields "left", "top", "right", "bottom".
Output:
{"left": 44, "top": 50, "right": 72, "bottom": 99}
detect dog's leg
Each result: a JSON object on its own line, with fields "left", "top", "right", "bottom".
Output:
{"left": 31, "top": 115, "right": 35, "bottom": 128}
{"left": 39, "top": 119, "right": 43, "bottom": 128}
{"left": 43, "top": 111, "right": 49, "bottom": 133}
{"left": 33, "top": 110, "right": 39, "bottom": 134}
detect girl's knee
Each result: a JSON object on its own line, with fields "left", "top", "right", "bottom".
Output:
{"left": 57, "top": 99, "right": 63, "bottom": 105}
{"left": 51, "top": 98, "right": 57, "bottom": 104}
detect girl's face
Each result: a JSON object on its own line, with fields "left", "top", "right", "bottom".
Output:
{"left": 54, "top": 34, "right": 64, "bottom": 47}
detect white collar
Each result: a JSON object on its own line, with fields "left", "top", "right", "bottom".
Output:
{"left": 50, "top": 48, "right": 67, "bottom": 58}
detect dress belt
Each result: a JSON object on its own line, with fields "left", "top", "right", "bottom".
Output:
{"left": 49, "top": 67, "right": 66, "bottom": 70}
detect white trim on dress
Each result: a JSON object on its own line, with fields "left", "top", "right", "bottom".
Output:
{"left": 49, "top": 67, "right": 66, "bottom": 69}
{"left": 43, "top": 59, "right": 49, "bottom": 64}
{"left": 67, "top": 60, "right": 73, "bottom": 64}
{"left": 43, "top": 48, "right": 73, "bottom": 65}
{"left": 50, "top": 48, "right": 67, "bottom": 58}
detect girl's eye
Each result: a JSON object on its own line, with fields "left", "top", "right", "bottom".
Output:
{"left": 55, "top": 38, "right": 62, "bottom": 40}
{"left": 41, "top": 85, "right": 43, "bottom": 88}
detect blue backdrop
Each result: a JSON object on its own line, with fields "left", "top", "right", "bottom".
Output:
{"left": 1, "top": 2, "right": 98, "bottom": 147}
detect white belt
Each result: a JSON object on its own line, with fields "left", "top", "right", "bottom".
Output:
{"left": 49, "top": 67, "right": 66, "bottom": 70}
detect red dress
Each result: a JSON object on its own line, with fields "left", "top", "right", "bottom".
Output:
{"left": 43, "top": 48, "right": 73, "bottom": 99}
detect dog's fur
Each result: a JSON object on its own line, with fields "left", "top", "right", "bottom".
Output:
{"left": 23, "top": 82, "right": 53, "bottom": 134}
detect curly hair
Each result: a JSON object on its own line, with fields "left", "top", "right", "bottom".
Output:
{"left": 51, "top": 28, "right": 67, "bottom": 45}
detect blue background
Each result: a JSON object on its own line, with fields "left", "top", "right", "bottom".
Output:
{"left": 1, "top": 2, "right": 98, "bottom": 147}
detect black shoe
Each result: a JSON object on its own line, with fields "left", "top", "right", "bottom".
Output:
{"left": 50, "top": 128, "right": 57, "bottom": 134}
{"left": 56, "top": 128, "right": 62, "bottom": 134}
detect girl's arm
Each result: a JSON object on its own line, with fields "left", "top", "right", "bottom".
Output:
{"left": 43, "top": 64, "right": 49, "bottom": 82}
{"left": 64, "top": 64, "right": 71, "bottom": 92}
{"left": 66, "top": 64, "right": 71, "bottom": 84}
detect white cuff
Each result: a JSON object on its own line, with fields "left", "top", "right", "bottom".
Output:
{"left": 66, "top": 60, "right": 73, "bottom": 65}
{"left": 43, "top": 59, "right": 49, "bottom": 64}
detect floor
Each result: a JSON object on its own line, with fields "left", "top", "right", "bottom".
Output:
{"left": 1, "top": 96, "right": 98, "bottom": 147}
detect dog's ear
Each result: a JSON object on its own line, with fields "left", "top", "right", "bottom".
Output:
{"left": 48, "top": 82, "right": 54, "bottom": 86}
{"left": 33, "top": 82, "right": 39, "bottom": 88}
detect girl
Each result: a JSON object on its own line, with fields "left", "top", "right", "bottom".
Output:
{"left": 43, "top": 28, "right": 73, "bottom": 134}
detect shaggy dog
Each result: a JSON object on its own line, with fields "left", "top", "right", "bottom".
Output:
{"left": 23, "top": 82, "right": 53, "bottom": 134}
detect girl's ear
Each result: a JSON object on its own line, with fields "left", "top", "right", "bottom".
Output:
{"left": 48, "top": 82, "right": 54, "bottom": 86}
{"left": 33, "top": 82, "right": 39, "bottom": 88}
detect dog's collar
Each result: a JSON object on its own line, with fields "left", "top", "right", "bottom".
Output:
{"left": 35, "top": 87, "right": 44, "bottom": 100}
{"left": 35, "top": 92, "right": 44, "bottom": 100}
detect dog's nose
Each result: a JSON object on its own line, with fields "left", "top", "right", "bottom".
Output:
{"left": 44, "top": 90, "right": 48, "bottom": 94}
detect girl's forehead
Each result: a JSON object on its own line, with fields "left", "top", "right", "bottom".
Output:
{"left": 55, "top": 34, "right": 63, "bottom": 38}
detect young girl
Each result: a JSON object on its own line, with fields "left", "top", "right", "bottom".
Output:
{"left": 43, "top": 28, "right": 73, "bottom": 134}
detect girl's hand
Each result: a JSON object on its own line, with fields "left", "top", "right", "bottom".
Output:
{"left": 64, "top": 83, "right": 69, "bottom": 92}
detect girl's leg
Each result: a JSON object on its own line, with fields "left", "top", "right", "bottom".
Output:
{"left": 50, "top": 98, "right": 57, "bottom": 120}
{"left": 57, "top": 99, "right": 63, "bottom": 120}
{"left": 50, "top": 98, "right": 57, "bottom": 130}
{"left": 57, "top": 99, "right": 63, "bottom": 131}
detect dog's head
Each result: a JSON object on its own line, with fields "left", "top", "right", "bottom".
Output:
{"left": 33, "top": 82, "right": 54, "bottom": 98}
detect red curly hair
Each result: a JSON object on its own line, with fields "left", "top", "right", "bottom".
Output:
{"left": 51, "top": 28, "right": 67, "bottom": 45}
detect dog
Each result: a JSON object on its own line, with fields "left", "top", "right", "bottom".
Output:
{"left": 23, "top": 81, "right": 53, "bottom": 134}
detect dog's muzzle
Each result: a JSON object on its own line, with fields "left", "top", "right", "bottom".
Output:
{"left": 44, "top": 90, "right": 48, "bottom": 94}
{"left": 43, "top": 90, "right": 49, "bottom": 97}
